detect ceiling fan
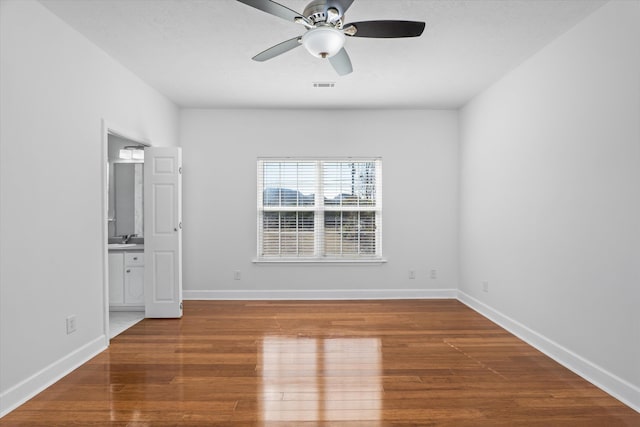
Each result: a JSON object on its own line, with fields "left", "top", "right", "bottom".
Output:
{"left": 236, "top": 0, "right": 426, "bottom": 76}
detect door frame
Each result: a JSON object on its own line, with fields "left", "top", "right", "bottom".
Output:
{"left": 101, "top": 119, "right": 151, "bottom": 344}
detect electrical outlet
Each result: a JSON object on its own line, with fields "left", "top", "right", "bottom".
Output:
{"left": 66, "top": 315, "right": 77, "bottom": 335}
{"left": 234, "top": 270, "right": 241, "bottom": 280}
{"left": 408, "top": 270, "right": 416, "bottom": 279}
{"left": 482, "top": 281, "right": 489, "bottom": 293}
{"left": 430, "top": 269, "right": 437, "bottom": 279}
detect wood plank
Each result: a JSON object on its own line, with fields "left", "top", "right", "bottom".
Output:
{"left": 1, "top": 300, "right": 637, "bottom": 425}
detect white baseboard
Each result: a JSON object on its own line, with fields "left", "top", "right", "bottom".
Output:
{"left": 0, "top": 335, "right": 107, "bottom": 418}
{"left": 457, "top": 291, "right": 640, "bottom": 413}
{"left": 183, "top": 288, "right": 458, "bottom": 300}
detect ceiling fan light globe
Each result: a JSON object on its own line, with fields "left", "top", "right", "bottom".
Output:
{"left": 301, "top": 26, "right": 345, "bottom": 58}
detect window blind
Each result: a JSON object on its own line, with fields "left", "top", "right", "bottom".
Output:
{"left": 257, "top": 158, "right": 382, "bottom": 260}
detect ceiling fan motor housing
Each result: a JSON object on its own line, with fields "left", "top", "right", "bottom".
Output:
{"left": 303, "top": 0, "right": 343, "bottom": 25}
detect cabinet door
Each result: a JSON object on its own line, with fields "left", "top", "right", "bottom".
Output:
{"left": 108, "top": 252, "right": 124, "bottom": 305}
{"left": 125, "top": 265, "right": 145, "bottom": 305}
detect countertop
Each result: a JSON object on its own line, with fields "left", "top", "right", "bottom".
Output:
{"left": 108, "top": 244, "right": 144, "bottom": 252}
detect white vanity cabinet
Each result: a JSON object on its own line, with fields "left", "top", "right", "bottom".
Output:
{"left": 109, "top": 251, "right": 144, "bottom": 309}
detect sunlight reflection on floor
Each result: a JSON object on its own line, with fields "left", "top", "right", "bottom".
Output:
{"left": 259, "top": 336, "right": 381, "bottom": 423}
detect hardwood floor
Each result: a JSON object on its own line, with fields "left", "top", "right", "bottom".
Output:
{"left": 2, "top": 300, "right": 638, "bottom": 426}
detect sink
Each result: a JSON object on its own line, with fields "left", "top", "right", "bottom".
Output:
{"left": 108, "top": 243, "right": 138, "bottom": 249}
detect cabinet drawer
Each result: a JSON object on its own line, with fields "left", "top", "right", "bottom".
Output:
{"left": 125, "top": 252, "right": 144, "bottom": 266}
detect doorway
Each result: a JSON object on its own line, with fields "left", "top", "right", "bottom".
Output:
{"left": 102, "top": 122, "right": 151, "bottom": 341}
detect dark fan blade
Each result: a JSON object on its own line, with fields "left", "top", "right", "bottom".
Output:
{"left": 329, "top": 48, "right": 353, "bottom": 76}
{"left": 252, "top": 36, "right": 302, "bottom": 62}
{"left": 326, "top": 0, "right": 355, "bottom": 16}
{"left": 236, "top": 0, "right": 304, "bottom": 23}
{"left": 345, "top": 20, "right": 425, "bottom": 38}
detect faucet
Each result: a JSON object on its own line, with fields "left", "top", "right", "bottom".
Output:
{"left": 121, "top": 234, "right": 133, "bottom": 244}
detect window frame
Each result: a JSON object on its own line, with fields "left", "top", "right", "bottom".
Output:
{"left": 256, "top": 157, "right": 384, "bottom": 263}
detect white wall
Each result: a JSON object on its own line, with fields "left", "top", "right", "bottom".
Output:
{"left": 180, "top": 109, "right": 459, "bottom": 299}
{"left": 2, "top": 0, "right": 636, "bottom": 417}
{"left": 0, "top": 0, "right": 178, "bottom": 414}
{"left": 459, "top": 0, "right": 639, "bottom": 409}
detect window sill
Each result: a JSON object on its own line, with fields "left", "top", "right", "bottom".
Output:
{"left": 253, "top": 258, "right": 387, "bottom": 265}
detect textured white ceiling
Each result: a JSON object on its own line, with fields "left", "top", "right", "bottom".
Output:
{"left": 40, "top": 0, "right": 606, "bottom": 109}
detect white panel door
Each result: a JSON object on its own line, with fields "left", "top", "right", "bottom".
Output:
{"left": 144, "top": 147, "right": 182, "bottom": 318}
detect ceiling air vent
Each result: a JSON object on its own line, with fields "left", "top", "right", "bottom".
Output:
{"left": 313, "top": 82, "right": 335, "bottom": 88}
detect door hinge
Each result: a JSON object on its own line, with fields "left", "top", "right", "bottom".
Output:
{"left": 180, "top": 302, "right": 183, "bottom": 310}
{"left": 179, "top": 166, "right": 183, "bottom": 174}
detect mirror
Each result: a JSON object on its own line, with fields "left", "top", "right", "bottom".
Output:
{"left": 110, "top": 162, "right": 144, "bottom": 237}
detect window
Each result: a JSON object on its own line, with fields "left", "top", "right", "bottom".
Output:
{"left": 257, "top": 158, "right": 382, "bottom": 261}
